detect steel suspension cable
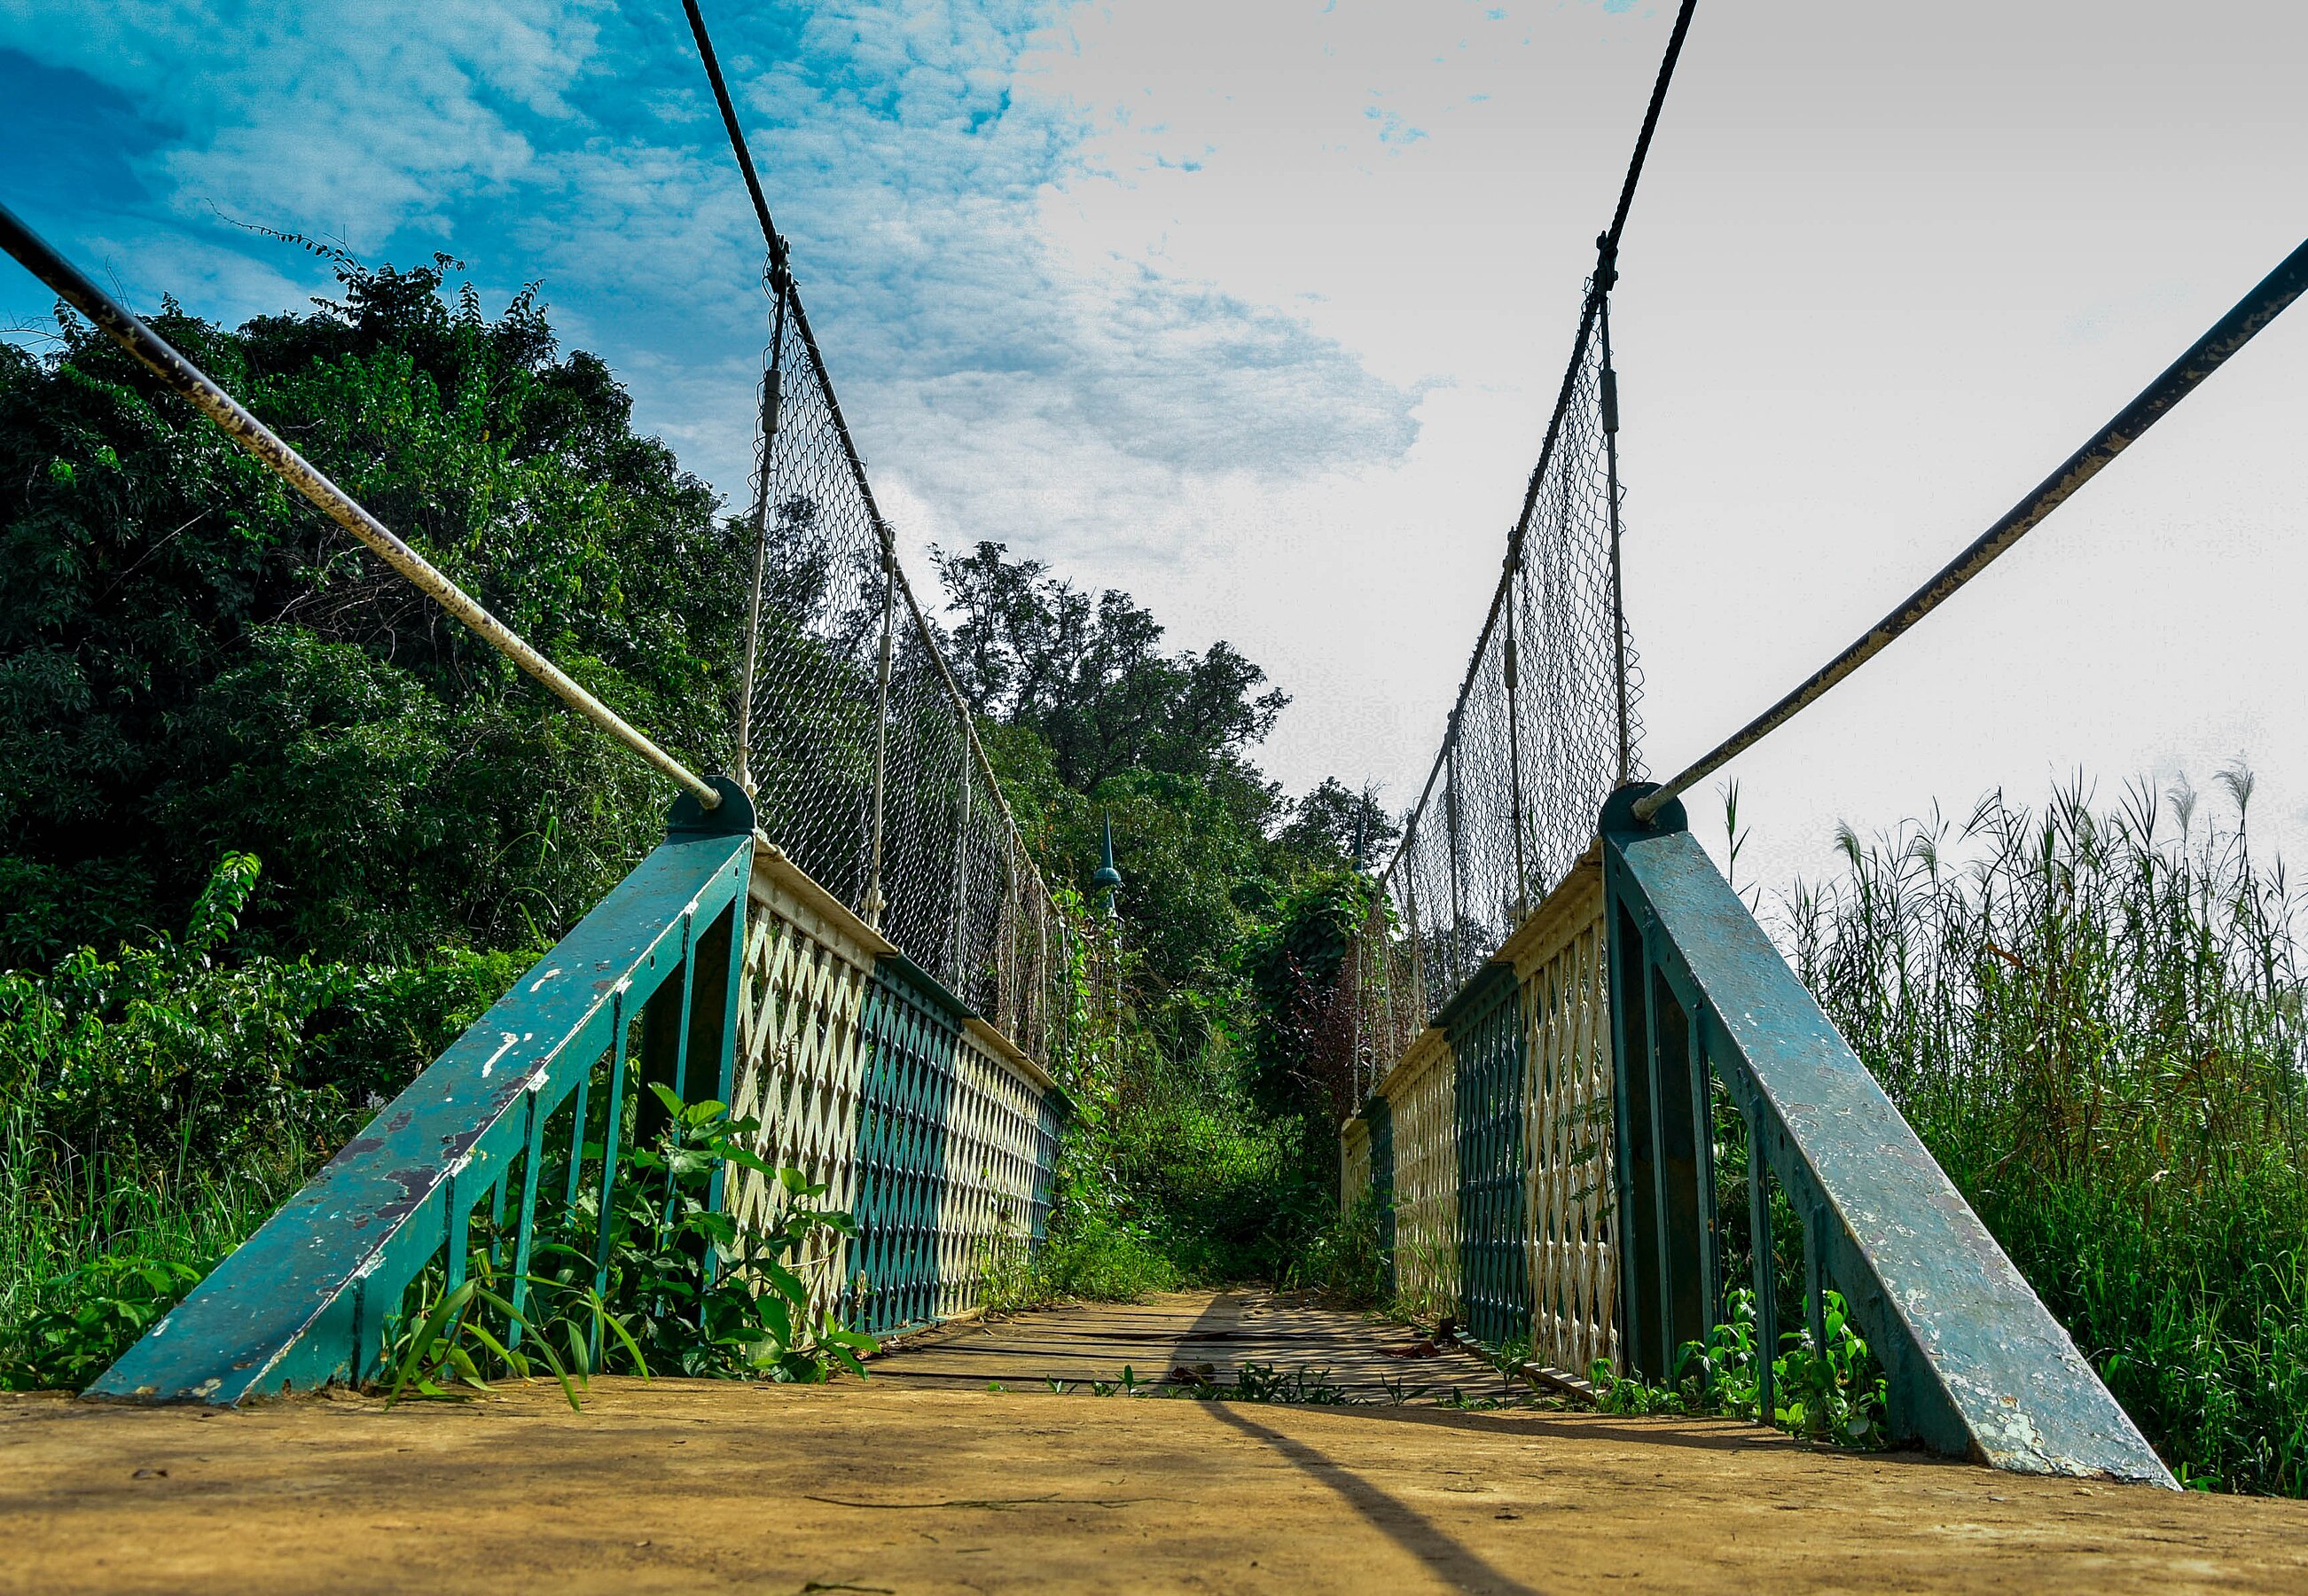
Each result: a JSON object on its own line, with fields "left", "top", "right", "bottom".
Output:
{"left": 1385, "top": 0, "right": 1700, "bottom": 877}
{"left": 678, "top": 0, "right": 1049, "bottom": 864}
{"left": 0, "top": 200, "right": 723, "bottom": 810}
{"left": 679, "top": 0, "right": 894, "bottom": 560}
{"left": 1506, "top": 0, "right": 1699, "bottom": 573}
{"left": 732, "top": 262, "right": 791, "bottom": 794}
{"left": 1603, "top": 0, "right": 1701, "bottom": 268}
{"left": 1632, "top": 235, "right": 2308, "bottom": 825}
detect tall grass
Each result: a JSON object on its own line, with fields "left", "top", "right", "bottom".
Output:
{"left": 0, "top": 1108, "right": 325, "bottom": 1388}
{"left": 1780, "top": 772, "right": 2308, "bottom": 1492}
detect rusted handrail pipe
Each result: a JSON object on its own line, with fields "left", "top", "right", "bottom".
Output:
{"left": 0, "top": 201, "right": 720, "bottom": 810}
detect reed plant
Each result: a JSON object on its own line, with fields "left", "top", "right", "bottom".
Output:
{"left": 1779, "top": 771, "right": 2308, "bottom": 1492}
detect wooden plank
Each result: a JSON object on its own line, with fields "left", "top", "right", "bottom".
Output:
{"left": 870, "top": 1289, "right": 1506, "bottom": 1400}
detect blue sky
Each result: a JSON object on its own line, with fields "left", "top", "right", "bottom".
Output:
{"left": 6, "top": 2, "right": 2308, "bottom": 888}
{"left": 0, "top": 1, "right": 1421, "bottom": 548}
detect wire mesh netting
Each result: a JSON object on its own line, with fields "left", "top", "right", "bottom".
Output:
{"left": 736, "top": 258, "right": 1074, "bottom": 1067}
{"left": 1340, "top": 282, "right": 1646, "bottom": 1100}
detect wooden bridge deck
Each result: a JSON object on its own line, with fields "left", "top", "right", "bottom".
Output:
{"left": 870, "top": 1287, "right": 1508, "bottom": 1398}
{"left": 4, "top": 1290, "right": 2306, "bottom": 1593}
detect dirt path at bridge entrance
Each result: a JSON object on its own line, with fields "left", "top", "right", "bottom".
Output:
{"left": 4, "top": 1290, "right": 2304, "bottom": 1594}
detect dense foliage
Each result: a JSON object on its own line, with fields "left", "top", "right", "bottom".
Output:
{"left": 0, "top": 850, "right": 518, "bottom": 1386}
{"left": 0, "top": 259, "right": 1377, "bottom": 1387}
{"left": 1783, "top": 778, "right": 2308, "bottom": 1492}
{"left": 0, "top": 256, "right": 743, "bottom": 968}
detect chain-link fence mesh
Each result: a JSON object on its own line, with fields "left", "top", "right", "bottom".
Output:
{"left": 735, "top": 259, "right": 1075, "bottom": 1068}
{"left": 737, "top": 259, "right": 1633, "bottom": 1088}
{"left": 1342, "top": 282, "right": 1646, "bottom": 1099}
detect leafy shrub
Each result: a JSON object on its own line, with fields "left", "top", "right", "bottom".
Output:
{"left": 1, "top": 852, "right": 357, "bottom": 1177}
{"left": 1026, "top": 1209, "right": 1182, "bottom": 1303}
{"left": 1288, "top": 1185, "right": 1389, "bottom": 1304}
{"left": 1589, "top": 1288, "right": 1887, "bottom": 1449}
{"left": 0, "top": 260, "right": 743, "bottom": 972}
{"left": 0, "top": 852, "right": 527, "bottom": 1382}
{"left": 0, "top": 1256, "right": 202, "bottom": 1392}
{"left": 384, "top": 1087, "right": 874, "bottom": 1406}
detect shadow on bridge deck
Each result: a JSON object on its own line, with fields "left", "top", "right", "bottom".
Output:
{"left": 4, "top": 1292, "right": 2304, "bottom": 1594}
{"left": 869, "top": 1287, "right": 1506, "bottom": 1400}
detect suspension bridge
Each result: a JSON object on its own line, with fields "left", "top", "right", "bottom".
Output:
{"left": 5, "top": 1, "right": 2308, "bottom": 1588}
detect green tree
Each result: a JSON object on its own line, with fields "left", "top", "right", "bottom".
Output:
{"left": 934, "top": 542, "right": 1394, "bottom": 1284}
{"left": 1276, "top": 777, "right": 1399, "bottom": 871}
{"left": 0, "top": 255, "right": 747, "bottom": 966}
{"left": 935, "top": 540, "right": 1287, "bottom": 797}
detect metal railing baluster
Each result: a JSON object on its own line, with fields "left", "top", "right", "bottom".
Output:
{"left": 1690, "top": 1016, "right": 1720, "bottom": 1337}
{"left": 489, "top": 1162, "right": 511, "bottom": 1271}
{"left": 563, "top": 1060, "right": 594, "bottom": 1212}
{"left": 1803, "top": 1201, "right": 1827, "bottom": 1362}
{"left": 1746, "top": 1107, "right": 1775, "bottom": 1420}
{"left": 445, "top": 1170, "right": 467, "bottom": 1295}
{"left": 703, "top": 895, "right": 748, "bottom": 1262}
{"left": 591, "top": 988, "right": 633, "bottom": 1352}
{"left": 1607, "top": 897, "right": 1657, "bottom": 1378}
{"left": 348, "top": 1279, "right": 371, "bottom": 1387}
{"left": 670, "top": 913, "right": 698, "bottom": 1102}
{"left": 507, "top": 1088, "right": 546, "bottom": 1355}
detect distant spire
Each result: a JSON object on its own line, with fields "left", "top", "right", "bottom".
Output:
{"left": 1091, "top": 810, "right": 1123, "bottom": 919}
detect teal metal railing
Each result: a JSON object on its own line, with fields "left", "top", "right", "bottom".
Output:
{"left": 1443, "top": 964, "right": 1527, "bottom": 1346}
{"left": 93, "top": 783, "right": 756, "bottom": 1404}
{"left": 1598, "top": 786, "right": 2171, "bottom": 1482}
{"left": 94, "top": 789, "right": 1071, "bottom": 1404}
{"left": 1340, "top": 802, "right": 2176, "bottom": 1483}
{"left": 849, "top": 955, "right": 1066, "bottom": 1335}
{"left": 728, "top": 845, "right": 1068, "bottom": 1344}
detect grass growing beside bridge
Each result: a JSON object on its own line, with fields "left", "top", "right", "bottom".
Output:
{"left": 1784, "top": 775, "right": 2308, "bottom": 1494}
{"left": 0, "top": 854, "right": 531, "bottom": 1389}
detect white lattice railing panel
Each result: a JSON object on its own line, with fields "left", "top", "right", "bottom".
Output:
{"left": 728, "top": 844, "right": 1067, "bottom": 1336}
{"left": 1350, "top": 840, "right": 1621, "bottom": 1369}
{"left": 1382, "top": 1027, "right": 1459, "bottom": 1321}
{"left": 1506, "top": 849, "right": 1619, "bottom": 1379}
{"left": 730, "top": 859, "right": 877, "bottom": 1315}
{"left": 935, "top": 1021, "right": 1063, "bottom": 1319}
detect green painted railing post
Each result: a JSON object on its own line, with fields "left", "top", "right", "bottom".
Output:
{"left": 90, "top": 779, "right": 756, "bottom": 1405}
{"left": 1605, "top": 888, "right": 1660, "bottom": 1378}
{"left": 506, "top": 1088, "right": 546, "bottom": 1355}
{"left": 1745, "top": 1107, "right": 1775, "bottom": 1419}
{"left": 1598, "top": 782, "right": 2173, "bottom": 1483}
